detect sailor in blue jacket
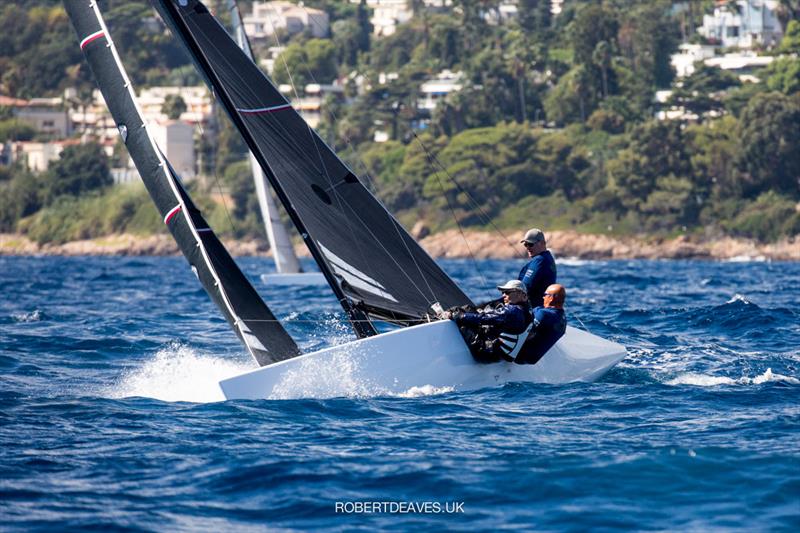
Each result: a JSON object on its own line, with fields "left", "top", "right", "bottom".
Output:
{"left": 514, "top": 284, "right": 567, "bottom": 365}
{"left": 443, "top": 280, "right": 532, "bottom": 363}
{"left": 518, "top": 228, "right": 557, "bottom": 308}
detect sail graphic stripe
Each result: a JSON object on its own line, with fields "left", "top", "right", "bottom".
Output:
{"left": 80, "top": 30, "right": 105, "bottom": 49}
{"left": 236, "top": 104, "right": 292, "bottom": 115}
{"left": 164, "top": 204, "right": 182, "bottom": 225}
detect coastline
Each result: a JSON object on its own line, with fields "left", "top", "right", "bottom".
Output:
{"left": 1, "top": 230, "right": 798, "bottom": 261}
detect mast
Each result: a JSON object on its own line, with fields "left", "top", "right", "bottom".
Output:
{"left": 154, "top": 0, "right": 378, "bottom": 338}
{"left": 224, "top": 0, "right": 303, "bottom": 275}
{"left": 63, "top": 0, "right": 301, "bottom": 365}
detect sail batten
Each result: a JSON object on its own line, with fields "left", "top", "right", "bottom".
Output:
{"left": 153, "top": 0, "right": 474, "bottom": 324}
{"left": 64, "top": 0, "right": 300, "bottom": 366}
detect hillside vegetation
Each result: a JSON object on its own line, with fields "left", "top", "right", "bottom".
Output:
{"left": 0, "top": 0, "right": 799, "bottom": 245}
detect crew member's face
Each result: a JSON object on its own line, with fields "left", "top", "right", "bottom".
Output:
{"left": 523, "top": 240, "right": 544, "bottom": 257}
{"left": 503, "top": 290, "right": 526, "bottom": 305}
{"left": 543, "top": 289, "right": 557, "bottom": 308}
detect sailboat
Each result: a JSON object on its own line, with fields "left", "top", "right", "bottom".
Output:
{"left": 224, "top": 0, "right": 325, "bottom": 286}
{"left": 65, "top": 0, "right": 626, "bottom": 400}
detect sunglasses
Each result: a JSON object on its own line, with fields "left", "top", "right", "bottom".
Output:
{"left": 543, "top": 292, "right": 557, "bottom": 297}
{"left": 523, "top": 242, "right": 538, "bottom": 248}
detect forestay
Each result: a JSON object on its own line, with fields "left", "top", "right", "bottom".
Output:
{"left": 152, "top": 0, "right": 474, "bottom": 324}
{"left": 64, "top": 0, "right": 300, "bottom": 366}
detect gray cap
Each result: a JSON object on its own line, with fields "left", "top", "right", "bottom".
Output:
{"left": 497, "top": 279, "right": 526, "bottom": 293}
{"left": 520, "top": 228, "right": 545, "bottom": 244}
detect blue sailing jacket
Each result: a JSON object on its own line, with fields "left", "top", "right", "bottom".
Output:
{"left": 456, "top": 303, "right": 531, "bottom": 335}
{"left": 518, "top": 251, "right": 557, "bottom": 308}
{"left": 516, "top": 307, "right": 566, "bottom": 365}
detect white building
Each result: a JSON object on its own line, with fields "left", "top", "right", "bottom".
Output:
{"left": 671, "top": 43, "right": 717, "bottom": 77}
{"left": 244, "top": 1, "right": 329, "bottom": 39}
{"left": 276, "top": 82, "right": 345, "bottom": 128}
{"left": 149, "top": 121, "right": 195, "bottom": 180}
{"left": 0, "top": 95, "right": 72, "bottom": 140}
{"left": 352, "top": 0, "right": 452, "bottom": 36}
{"left": 704, "top": 52, "right": 774, "bottom": 82}
{"left": 258, "top": 46, "right": 287, "bottom": 75}
{"left": 418, "top": 70, "right": 463, "bottom": 111}
{"left": 137, "top": 86, "right": 213, "bottom": 126}
{"left": 698, "top": 0, "right": 783, "bottom": 49}
{"left": 8, "top": 139, "right": 81, "bottom": 173}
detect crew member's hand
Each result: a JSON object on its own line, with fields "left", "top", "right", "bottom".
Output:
{"left": 441, "top": 311, "right": 452, "bottom": 320}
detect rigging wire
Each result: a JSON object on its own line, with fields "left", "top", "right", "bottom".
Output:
{"left": 195, "top": 105, "right": 239, "bottom": 236}
{"left": 413, "top": 132, "right": 494, "bottom": 301}
{"left": 279, "top": 8, "right": 521, "bottom": 301}
{"left": 410, "top": 130, "right": 521, "bottom": 258}
{"left": 225, "top": 3, "right": 441, "bottom": 306}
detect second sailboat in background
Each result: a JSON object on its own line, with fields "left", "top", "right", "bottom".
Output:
{"left": 225, "top": 0, "right": 326, "bottom": 286}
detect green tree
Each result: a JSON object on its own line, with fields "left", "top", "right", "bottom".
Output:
{"left": 161, "top": 94, "right": 187, "bottom": 120}
{"left": 606, "top": 120, "right": 690, "bottom": 211}
{"left": 766, "top": 57, "right": 800, "bottom": 95}
{"left": 686, "top": 115, "right": 741, "bottom": 200}
{"left": 42, "top": 142, "right": 112, "bottom": 201}
{"left": 272, "top": 39, "right": 338, "bottom": 89}
{"left": 668, "top": 64, "right": 741, "bottom": 116}
{"left": 0, "top": 118, "right": 36, "bottom": 142}
{"left": 778, "top": 19, "right": 800, "bottom": 54}
{"left": 737, "top": 92, "right": 800, "bottom": 197}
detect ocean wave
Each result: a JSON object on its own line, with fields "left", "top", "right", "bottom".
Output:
{"left": 397, "top": 385, "right": 455, "bottom": 398}
{"left": 11, "top": 310, "right": 44, "bottom": 322}
{"left": 664, "top": 368, "right": 799, "bottom": 387}
{"left": 105, "top": 343, "right": 255, "bottom": 403}
{"left": 724, "top": 255, "right": 769, "bottom": 263}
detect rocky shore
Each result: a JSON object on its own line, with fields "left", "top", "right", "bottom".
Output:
{"left": 1, "top": 230, "right": 798, "bottom": 261}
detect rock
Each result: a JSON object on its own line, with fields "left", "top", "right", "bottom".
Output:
{"left": 1, "top": 231, "right": 799, "bottom": 261}
{"left": 411, "top": 221, "right": 430, "bottom": 240}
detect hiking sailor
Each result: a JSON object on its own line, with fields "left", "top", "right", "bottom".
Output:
{"left": 518, "top": 228, "right": 557, "bottom": 308}
{"left": 442, "top": 280, "right": 533, "bottom": 364}
{"left": 514, "top": 283, "right": 567, "bottom": 365}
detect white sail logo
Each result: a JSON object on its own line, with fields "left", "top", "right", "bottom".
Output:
{"left": 318, "top": 243, "right": 398, "bottom": 302}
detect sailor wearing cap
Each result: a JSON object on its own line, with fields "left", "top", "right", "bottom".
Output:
{"left": 443, "top": 279, "right": 533, "bottom": 363}
{"left": 518, "top": 228, "right": 557, "bottom": 308}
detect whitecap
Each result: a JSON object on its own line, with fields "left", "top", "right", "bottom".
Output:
{"left": 558, "top": 257, "right": 596, "bottom": 266}
{"left": 398, "top": 385, "right": 455, "bottom": 398}
{"left": 12, "top": 310, "right": 43, "bottom": 322}
{"left": 665, "top": 368, "right": 799, "bottom": 387}
{"left": 726, "top": 294, "right": 752, "bottom": 304}
{"left": 106, "top": 343, "right": 256, "bottom": 403}
{"left": 725, "top": 255, "right": 769, "bottom": 263}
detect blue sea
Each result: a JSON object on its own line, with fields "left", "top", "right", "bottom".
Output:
{"left": 1, "top": 255, "right": 798, "bottom": 531}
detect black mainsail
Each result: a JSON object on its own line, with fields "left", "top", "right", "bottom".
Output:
{"left": 151, "top": 0, "right": 474, "bottom": 330}
{"left": 64, "top": 0, "right": 300, "bottom": 366}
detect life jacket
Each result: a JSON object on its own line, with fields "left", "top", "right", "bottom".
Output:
{"left": 495, "top": 320, "right": 534, "bottom": 361}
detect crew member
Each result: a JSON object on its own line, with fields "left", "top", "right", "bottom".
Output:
{"left": 518, "top": 228, "right": 557, "bottom": 308}
{"left": 514, "top": 283, "right": 567, "bottom": 365}
{"left": 443, "top": 280, "right": 532, "bottom": 363}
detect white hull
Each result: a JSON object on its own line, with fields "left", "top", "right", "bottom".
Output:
{"left": 260, "top": 272, "right": 328, "bottom": 286}
{"left": 219, "top": 320, "right": 627, "bottom": 399}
